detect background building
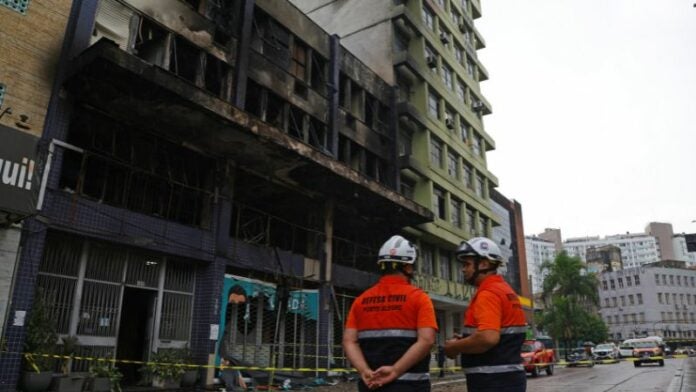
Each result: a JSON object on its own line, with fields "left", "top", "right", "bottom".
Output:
{"left": 524, "top": 236, "right": 556, "bottom": 294}
{"left": 539, "top": 228, "right": 562, "bottom": 253}
{"left": 673, "top": 234, "right": 696, "bottom": 267}
{"left": 646, "top": 222, "right": 676, "bottom": 261}
{"left": 598, "top": 262, "right": 696, "bottom": 344}
{"left": 292, "top": 0, "right": 501, "bottom": 347}
{"left": 564, "top": 233, "right": 659, "bottom": 269}
{"left": 585, "top": 245, "right": 622, "bottom": 273}
{"left": 0, "top": 0, "right": 72, "bottom": 360}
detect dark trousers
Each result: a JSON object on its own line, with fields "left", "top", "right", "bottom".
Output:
{"left": 465, "top": 371, "right": 526, "bottom": 392}
{"left": 358, "top": 380, "right": 431, "bottom": 392}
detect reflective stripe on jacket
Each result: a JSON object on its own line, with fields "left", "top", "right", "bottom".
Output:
{"left": 460, "top": 275, "right": 526, "bottom": 373}
{"left": 346, "top": 275, "right": 438, "bottom": 380}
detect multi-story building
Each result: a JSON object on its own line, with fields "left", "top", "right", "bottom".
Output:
{"left": 539, "top": 228, "right": 562, "bottom": 253}
{"left": 673, "top": 234, "right": 696, "bottom": 267}
{"left": 598, "top": 262, "right": 696, "bottom": 344}
{"left": 0, "top": 0, "right": 72, "bottom": 356}
{"left": 564, "top": 233, "right": 659, "bottom": 269}
{"left": 292, "top": 0, "right": 500, "bottom": 342}
{"left": 586, "top": 245, "right": 622, "bottom": 273}
{"left": 525, "top": 236, "right": 556, "bottom": 294}
{"left": 646, "top": 222, "right": 676, "bottom": 261}
{"left": 0, "top": 1, "right": 434, "bottom": 389}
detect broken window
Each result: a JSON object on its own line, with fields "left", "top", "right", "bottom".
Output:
{"left": 205, "top": 53, "right": 227, "bottom": 97}
{"left": 134, "top": 17, "right": 169, "bottom": 67}
{"left": 310, "top": 52, "right": 327, "bottom": 93}
{"left": 308, "top": 116, "right": 327, "bottom": 151}
{"left": 253, "top": 10, "right": 290, "bottom": 68}
{"left": 338, "top": 135, "right": 351, "bottom": 165}
{"left": 245, "top": 78, "right": 264, "bottom": 119}
{"left": 288, "top": 106, "right": 305, "bottom": 140}
{"left": 350, "top": 82, "right": 364, "bottom": 120}
{"left": 61, "top": 110, "right": 214, "bottom": 227}
{"left": 291, "top": 39, "right": 308, "bottom": 82}
{"left": 265, "top": 91, "right": 285, "bottom": 130}
{"left": 338, "top": 73, "right": 349, "bottom": 108}
{"left": 171, "top": 36, "right": 201, "bottom": 84}
{"left": 365, "top": 94, "right": 377, "bottom": 128}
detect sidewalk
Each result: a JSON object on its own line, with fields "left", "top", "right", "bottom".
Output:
{"left": 668, "top": 356, "right": 696, "bottom": 392}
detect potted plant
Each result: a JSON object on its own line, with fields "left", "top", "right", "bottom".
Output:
{"left": 52, "top": 335, "right": 87, "bottom": 392}
{"left": 139, "top": 349, "right": 186, "bottom": 388}
{"left": 178, "top": 347, "right": 198, "bottom": 387}
{"left": 20, "top": 290, "right": 57, "bottom": 392}
{"left": 88, "top": 360, "right": 122, "bottom": 392}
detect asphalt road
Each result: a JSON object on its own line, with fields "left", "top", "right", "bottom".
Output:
{"left": 308, "top": 357, "right": 696, "bottom": 392}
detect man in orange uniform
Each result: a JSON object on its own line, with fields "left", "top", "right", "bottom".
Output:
{"left": 444, "top": 237, "right": 527, "bottom": 392}
{"left": 343, "top": 235, "right": 438, "bottom": 391}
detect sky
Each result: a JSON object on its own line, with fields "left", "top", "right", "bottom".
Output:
{"left": 477, "top": 0, "right": 696, "bottom": 239}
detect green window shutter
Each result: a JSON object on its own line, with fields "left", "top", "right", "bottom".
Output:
{"left": 1, "top": 0, "right": 31, "bottom": 14}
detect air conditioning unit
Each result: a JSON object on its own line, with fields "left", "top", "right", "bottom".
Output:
{"left": 440, "top": 33, "right": 450, "bottom": 44}
{"left": 472, "top": 101, "right": 484, "bottom": 111}
{"left": 445, "top": 117, "right": 455, "bottom": 129}
{"left": 426, "top": 55, "right": 437, "bottom": 68}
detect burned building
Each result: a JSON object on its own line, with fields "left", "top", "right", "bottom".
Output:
{"left": 0, "top": 0, "right": 432, "bottom": 389}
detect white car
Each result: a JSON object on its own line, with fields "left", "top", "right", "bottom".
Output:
{"left": 593, "top": 343, "right": 620, "bottom": 360}
{"left": 619, "top": 339, "right": 637, "bottom": 358}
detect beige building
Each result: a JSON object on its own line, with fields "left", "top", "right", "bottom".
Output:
{"left": 646, "top": 222, "right": 675, "bottom": 261}
{"left": 539, "top": 228, "right": 563, "bottom": 253}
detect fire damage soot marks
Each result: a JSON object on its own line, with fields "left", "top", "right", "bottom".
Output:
{"left": 361, "top": 294, "right": 407, "bottom": 312}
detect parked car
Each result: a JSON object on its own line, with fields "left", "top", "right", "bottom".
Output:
{"left": 521, "top": 340, "right": 555, "bottom": 377}
{"left": 632, "top": 339, "right": 664, "bottom": 367}
{"left": 619, "top": 339, "right": 637, "bottom": 358}
{"left": 592, "top": 343, "right": 619, "bottom": 360}
{"left": 566, "top": 348, "right": 594, "bottom": 367}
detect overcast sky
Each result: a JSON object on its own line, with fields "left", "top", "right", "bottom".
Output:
{"left": 477, "top": 0, "right": 696, "bottom": 239}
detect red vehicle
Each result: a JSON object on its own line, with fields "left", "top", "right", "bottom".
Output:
{"left": 521, "top": 340, "right": 555, "bottom": 377}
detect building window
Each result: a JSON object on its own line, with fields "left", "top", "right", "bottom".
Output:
{"left": 430, "top": 137, "right": 443, "bottom": 168}
{"left": 291, "top": 40, "right": 308, "bottom": 81}
{"left": 447, "top": 152, "right": 458, "bottom": 178}
{"left": 421, "top": 245, "right": 434, "bottom": 275}
{"left": 610, "top": 280, "right": 615, "bottom": 290}
{"left": 662, "top": 274, "right": 667, "bottom": 285}
{"left": 422, "top": 5, "right": 435, "bottom": 31}
{"left": 612, "top": 297, "right": 617, "bottom": 307}
{"left": 456, "top": 80, "right": 466, "bottom": 103}
{"left": 439, "top": 251, "right": 451, "bottom": 280}
{"left": 450, "top": 198, "right": 462, "bottom": 228}
{"left": 433, "top": 187, "right": 446, "bottom": 219}
{"left": 428, "top": 91, "right": 440, "bottom": 118}
{"left": 634, "top": 274, "right": 640, "bottom": 285}
{"left": 670, "top": 275, "right": 674, "bottom": 285}
{"left": 455, "top": 44, "right": 464, "bottom": 64}
{"left": 655, "top": 274, "right": 659, "bottom": 285}
{"left": 618, "top": 278, "right": 623, "bottom": 288}
{"left": 442, "top": 64, "right": 453, "bottom": 89}
{"left": 629, "top": 295, "right": 634, "bottom": 305}
{"left": 463, "top": 164, "right": 472, "bottom": 188}
{"left": 466, "top": 58, "right": 475, "bottom": 78}
{"left": 604, "top": 298, "right": 609, "bottom": 307}
{"left": 666, "top": 293, "right": 670, "bottom": 304}
{"left": 466, "top": 208, "right": 475, "bottom": 235}
{"left": 637, "top": 293, "right": 643, "bottom": 304}
{"left": 626, "top": 276, "right": 632, "bottom": 286}
{"left": 475, "top": 175, "right": 483, "bottom": 197}
{"left": 620, "top": 296, "right": 625, "bottom": 307}
{"left": 478, "top": 216, "right": 487, "bottom": 236}
{"left": 472, "top": 133, "right": 482, "bottom": 156}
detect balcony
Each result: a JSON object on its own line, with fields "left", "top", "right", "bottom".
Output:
{"left": 64, "top": 39, "right": 432, "bottom": 230}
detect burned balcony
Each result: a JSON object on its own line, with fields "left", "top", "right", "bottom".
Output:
{"left": 64, "top": 39, "right": 432, "bottom": 230}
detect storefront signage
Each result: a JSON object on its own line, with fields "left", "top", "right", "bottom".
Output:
{"left": 0, "top": 124, "right": 40, "bottom": 218}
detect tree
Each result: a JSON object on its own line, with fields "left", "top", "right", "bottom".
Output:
{"left": 536, "top": 252, "right": 607, "bottom": 356}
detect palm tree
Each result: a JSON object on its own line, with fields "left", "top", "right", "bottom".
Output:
{"left": 537, "top": 252, "right": 603, "bottom": 357}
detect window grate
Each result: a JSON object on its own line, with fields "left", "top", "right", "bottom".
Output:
{"left": 0, "top": 83, "right": 5, "bottom": 107}
{"left": 1, "top": 0, "right": 30, "bottom": 14}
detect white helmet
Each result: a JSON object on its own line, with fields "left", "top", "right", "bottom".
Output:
{"left": 456, "top": 237, "right": 505, "bottom": 266}
{"left": 378, "top": 235, "right": 417, "bottom": 265}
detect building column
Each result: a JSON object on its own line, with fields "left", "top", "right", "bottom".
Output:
{"left": 318, "top": 199, "right": 334, "bottom": 372}
{"left": 232, "top": 0, "right": 255, "bottom": 109}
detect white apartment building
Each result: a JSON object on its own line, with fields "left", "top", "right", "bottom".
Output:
{"left": 673, "top": 235, "right": 696, "bottom": 267}
{"left": 564, "top": 234, "right": 659, "bottom": 269}
{"left": 525, "top": 236, "right": 556, "bottom": 294}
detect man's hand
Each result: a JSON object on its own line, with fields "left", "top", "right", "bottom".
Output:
{"left": 369, "top": 365, "right": 398, "bottom": 389}
{"left": 359, "top": 368, "right": 375, "bottom": 389}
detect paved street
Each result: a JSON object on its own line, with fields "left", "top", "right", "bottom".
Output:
{"left": 309, "top": 357, "right": 696, "bottom": 392}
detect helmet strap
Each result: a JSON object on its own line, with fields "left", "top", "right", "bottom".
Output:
{"left": 466, "top": 258, "right": 497, "bottom": 285}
